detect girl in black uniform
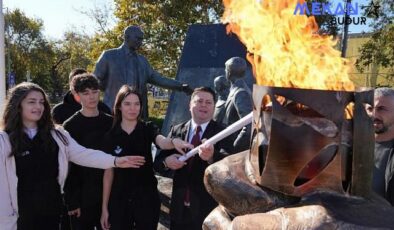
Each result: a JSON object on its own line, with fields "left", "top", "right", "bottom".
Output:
{"left": 100, "top": 85, "right": 192, "bottom": 230}
{"left": 0, "top": 83, "right": 144, "bottom": 230}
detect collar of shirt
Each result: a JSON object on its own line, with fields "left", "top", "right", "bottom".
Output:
{"left": 24, "top": 127, "right": 38, "bottom": 139}
{"left": 121, "top": 44, "right": 137, "bottom": 57}
{"left": 188, "top": 120, "right": 210, "bottom": 143}
{"left": 376, "top": 140, "right": 394, "bottom": 148}
{"left": 112, "top": 121, "right": 143, "bottom": 137}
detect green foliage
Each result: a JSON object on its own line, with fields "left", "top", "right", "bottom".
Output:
{"left": 88, "top": 30, "right": 119, "bottom": 71}
{"left": 306, "top": 0, "right": 340, "bottom": 36}
{"left": 5, "top": 9, "right": 95, "bottom": 102}
{"left": 148, "top": 116, "right": 165, "bottom": 131}
{"left": 87, "top": 0, "right": 338, "bottom": 79}
{"left": 5, "top": 1, "right": 341, "bottom": 101}
{"left": 89, "top": 0, "right": 224, "bottom": 78}
{"left": 5, "top": 9, "right": 54, "bottom": 90}
{"left": 53, "top": 31, "right": 95, "bottom": 92}
{"left": 356, "top": 0, "right": 394, "bottom": 84}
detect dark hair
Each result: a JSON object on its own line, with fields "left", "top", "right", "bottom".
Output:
{"left": 68, "top": 68, "right": 87, "bottom": 82}
{"left": 191, "top": 87, "right": 216, "bottom": 102}
{"left": 112, "top": 85, "right": 143, "bottom": 128}
{"left": 71, "top": 73, "right": 100, "bottom": 93}
{"left": 1, "top": 82, "right": 67, "bottom": 156}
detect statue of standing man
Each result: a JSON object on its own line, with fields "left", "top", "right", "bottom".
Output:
{"left": 213, "top": 75, "right": 230, "bottom": 125}
{"left": 223, "top": 57, "right": 253, "bottom": 151}
{"left": 94, "top": 25, "right": 192, "bottom": 118}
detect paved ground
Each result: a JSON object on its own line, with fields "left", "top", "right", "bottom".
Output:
{"left": 157, "top": 175, "right": 173, "bottom": 230}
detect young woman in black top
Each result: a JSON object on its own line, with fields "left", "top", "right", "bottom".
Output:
{"left": 0, "top": 82, "right": 143, "bottom": 230}
{"left": 100, "top": 85, "right": 192, "bottom": 230}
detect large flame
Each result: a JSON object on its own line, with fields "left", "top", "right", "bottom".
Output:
{"left": 222, "top": 0, "right": 355, "bottom": 91}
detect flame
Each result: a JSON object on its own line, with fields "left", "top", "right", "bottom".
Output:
{"left": 222, "top": 0, "right": 355, "bottom": 91}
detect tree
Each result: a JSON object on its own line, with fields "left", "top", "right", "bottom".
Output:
{"left": 4, "top": 9, "right": 55, "bottom": 90}
{"left": 309, "top": 0, "right": 341, "bottom": 36}
{"left": 75, "top": 2, "right": 119, "bottom": 71}
{"left": 5, "top": 9, "right": 96, "bottom": 101}
{"left": 87, "top": 0, "right": 224, "bottom": 77}
{"left": 356, "top": 0, "right": 394, "bottom": 87}
{"left": 51, "top": 31, "right": 94, "bottom": 97}
{"left": 87, "top": 0, "right": 339, "bottom": 78}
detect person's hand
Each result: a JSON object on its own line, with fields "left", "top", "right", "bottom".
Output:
{"left": 101, "top": 208, "right": 110, "bottom": 230}
{"left": 68, "top": 208, "right": 81, "bottom": 218}
{"left": 198, "top": 139, "right": 214, "bottom": 162}
{"left": 115, "top": 156, "right": 145, "bottom": 168}
{"left": 172, "top": 138, "right": 194, "bottom": 154}
{"left": 165, "top": 154, "right": 186, "bottom": 170}
{"left": 182, "top": 84, "right": 193, "bottom": 95}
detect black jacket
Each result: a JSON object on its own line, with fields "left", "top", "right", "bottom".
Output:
{"left": 51, "top": 91, "right": 111, "bottom": 124}
{"left": 384, "top": 141, "right": 394, "bottom": 205}
{"left": 154, "top": 120, "right": 235, "bottom": 226}
{"left": 62, "top": 112, "right": 113, "bottom": 210}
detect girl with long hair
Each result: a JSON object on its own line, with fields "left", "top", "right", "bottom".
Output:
{"left": 100, "top": 85, "right": 192, "bottom": 230}
{"left": 0, "top": 82, "right": 141, "bottom": 230}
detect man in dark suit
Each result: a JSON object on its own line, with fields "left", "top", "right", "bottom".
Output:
{"left": 154, "top": 87, "right": 234, "bottom": 230}
{"left": 94, "top": 25, "right": 192, "bottom": 119}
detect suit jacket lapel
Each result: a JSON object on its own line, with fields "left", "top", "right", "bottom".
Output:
{"left": 182, "top": 120, "right": 192, "bottom": 142}
{"left": 202, "top": 120, "right": 215, "bottom": 140}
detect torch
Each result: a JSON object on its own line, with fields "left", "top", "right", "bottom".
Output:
{"left": 178, "top": 112, "right": 253, "bottom": 162}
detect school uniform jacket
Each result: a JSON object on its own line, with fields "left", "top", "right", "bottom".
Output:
{"left": 0, "top": 127, "right": 117, "bottom": 230}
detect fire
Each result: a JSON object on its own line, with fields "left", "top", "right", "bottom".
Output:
{"left": 222, "top": 0, "right": 355, "bottom": 91}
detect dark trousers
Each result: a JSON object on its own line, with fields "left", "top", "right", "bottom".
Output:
{"left": 18, "top": 214, "right": 60, "bottom": 230}
{"left": 170, "top": 206, "right": 202, "bottom": 230}
{"left": 77, "top": 204, "right": 102, "bottom": 230}
{"left": 108, "top": 189, "right": 160, "bottom": 230}
{"left": 61, "top": 197, "right": 78, "bottom": 230}
{"left": 109, "top": 199, "right": 160, "bottom": 230}
{"left": 61, "top": 215, "right": 79, "bottom": 230}
{"left": 60, "top": 204, "right": 101, "bottom": 230}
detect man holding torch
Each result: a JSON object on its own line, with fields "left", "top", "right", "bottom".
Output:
{"left": 154, "top": 87, "right": 236, "bottom": 230}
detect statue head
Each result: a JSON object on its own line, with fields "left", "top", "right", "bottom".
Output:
{"left": 124, "top": 26, "right": 144, "bottom": 51}
{"left": 225, "top": 57, "right": 247, "bottom": 83}
{"left": 214, "top": 75, "right": 230, "bottom": 99}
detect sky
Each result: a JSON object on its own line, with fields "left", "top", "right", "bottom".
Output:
{"left": 3, "top": 0, "right": 115, "bottom": 40}
{"left": 3, "top": 0, "right": 374, "bottom": 40}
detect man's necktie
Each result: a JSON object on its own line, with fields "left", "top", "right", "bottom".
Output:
{"left": 190, "top": 125, "right": 202, "bottom": 148}
{"left": 184, "top": 125, "right": 202, "bottom": 206}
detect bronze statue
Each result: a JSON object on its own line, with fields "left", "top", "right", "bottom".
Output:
{"left": 213, "top": 75, "right": 230, "bottom": 125}
{"left": 222, "top": 57, "right": 253, "bottom": 152}
{"left": 94, "top": 25, "right": 192, "bottom": 118}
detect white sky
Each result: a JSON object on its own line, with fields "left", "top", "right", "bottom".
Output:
{"left": 3, "top": 0, "right": 373, "bottom": 40}
{"left": 3, "top": 0, "right": 115, "bottom": 40}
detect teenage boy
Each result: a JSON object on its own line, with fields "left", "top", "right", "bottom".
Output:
{"left": 62, "top": 73, "right": 113, "bottom": 229}
{"left": 52, "top": 68, "right": 111, "bottom": 124}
